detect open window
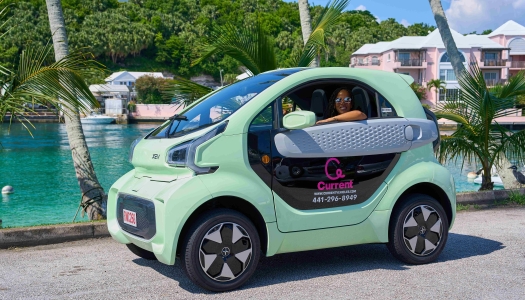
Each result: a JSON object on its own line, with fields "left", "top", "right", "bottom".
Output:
{"left": 277, "top": 80, "right": 383, "bottom": 126}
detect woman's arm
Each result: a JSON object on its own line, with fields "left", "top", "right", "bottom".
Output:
{"left": 316, "top": 110, "right": 367, "bottom": 124}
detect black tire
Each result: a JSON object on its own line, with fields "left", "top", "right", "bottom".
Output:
{"left": 181, "top": 209, "right": 261, "bottom": 292}
{"left": 386, "top": 194, "right": 449, "bottom": 264}
{"left": 126, "top": 243, "right": 157, "bottom": 260}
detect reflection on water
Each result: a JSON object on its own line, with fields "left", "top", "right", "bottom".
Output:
{"left": 0, "top": 123, "right": 155, "bottom": 227}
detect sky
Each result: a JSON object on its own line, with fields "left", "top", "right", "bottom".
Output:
{"left": 285, "top": 0, "right": 525, "bottom": 34}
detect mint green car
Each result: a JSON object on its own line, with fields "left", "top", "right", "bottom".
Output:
{"left": 108, "top": 67, "right": 455, "bottom": 292}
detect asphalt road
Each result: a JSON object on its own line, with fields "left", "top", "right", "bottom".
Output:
{"left": 1, "top": 207, "right": 524, "bottom": 300}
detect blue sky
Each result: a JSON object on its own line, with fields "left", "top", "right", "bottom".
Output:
{"left": 284, "top": 0, "right": 525, "bottom": 34}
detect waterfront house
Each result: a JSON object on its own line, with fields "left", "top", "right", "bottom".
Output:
{"left": 105, "top": 71, "right": 165, "bottom": 87}
{"left": 350, "top": 20, "right": 525, "bottom": 107}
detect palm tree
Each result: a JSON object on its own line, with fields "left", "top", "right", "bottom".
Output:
{"left": 427, "top": 79, "right": 446, "bottom": 102}
{"left": 193, "top": 0, "right": 349, "bottom": 76}
{"left": 435, "top": 62, "right": 525, "bottom": 190}
{"left": 428, "top": 0, "right": 517, "bottom": 188}
{"left": 298, "top": 0, "right": 316, "bottom": 67}
{"left": 45, "top": 0, "right": 107, "bottom": 220}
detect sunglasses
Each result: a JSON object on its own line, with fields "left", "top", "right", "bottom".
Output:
{"left": 335, "top": 97, "right": 352, "bottom": 103}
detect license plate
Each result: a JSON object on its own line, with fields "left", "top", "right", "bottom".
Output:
{"left": 123, "top": 209, "right": 137, "bottom": 227}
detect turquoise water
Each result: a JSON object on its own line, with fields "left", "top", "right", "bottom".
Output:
{"left": 0, "top": 123, "right": 155, "bottom": 228}
{"left": 0, "top": 123, "right": 492, "bottom": 228}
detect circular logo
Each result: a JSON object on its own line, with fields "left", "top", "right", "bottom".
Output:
{"left": 221, "top": 247, "right": 231, "bottom": 257}
{"left": 261, "top": 155, "right": 270, "bottom": 165}
{"left": 419, "top": 226, "right": 427, "bottom": 235}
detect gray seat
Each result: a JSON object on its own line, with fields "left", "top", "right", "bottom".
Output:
{"left": 351, "top": 87, "right": 371, "bottom": 118}
{"left": 310, "top": 89, "right": 328, "bottom": 121}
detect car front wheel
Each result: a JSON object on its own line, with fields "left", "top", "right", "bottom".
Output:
{"left": 182, "top": 209, "right": 260, "bottom": 292}
{"left": 387, "top": 194, "right": 449, "bottom": 264}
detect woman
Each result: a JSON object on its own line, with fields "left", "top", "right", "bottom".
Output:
{"left": 316, "top": 87, "right": 367, "bottom": 124}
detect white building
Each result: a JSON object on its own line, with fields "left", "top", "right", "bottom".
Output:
{"left": 105, "top": 71, "right": 165, "bottom": 86}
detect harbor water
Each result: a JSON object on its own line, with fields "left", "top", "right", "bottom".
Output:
{"left": 0, "top": 123, "right": 496, "bottom": 228}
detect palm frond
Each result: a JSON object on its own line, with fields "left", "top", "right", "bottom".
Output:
{"left": 0, "top": 44, "right": 103, "bottom": 123}
{"left": 192, "top": 23, "right": 277, "bottom": 75}
{"left": 306, "top": 0, "right": 350, "bottom": 48}
{"left": 162, "top": 77, "right": 213, "bottom": 110}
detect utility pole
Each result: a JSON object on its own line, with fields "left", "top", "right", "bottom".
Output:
{"left": 220, "top": 69, "right": 224, "bottom": 87}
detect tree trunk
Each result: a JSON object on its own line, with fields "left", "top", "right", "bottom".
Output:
{"left": 428, "top": 0, "right": 465, "bottom": 77}
{"left": 46, "top": 0, "right": 107, "bottom": 219}
{"left": 496, "top": 154, "right": 521, "bottom": 189}
{"left": 298, "top": 0, "right": 319, "bottom": 67}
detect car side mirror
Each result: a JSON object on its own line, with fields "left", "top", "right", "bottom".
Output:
{"left": 283, "top": 111, "right": 316, "bottom": 130}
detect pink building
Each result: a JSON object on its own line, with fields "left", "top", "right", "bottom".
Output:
{"left": 350, "top": 20, "right": 525, "bottom": 106}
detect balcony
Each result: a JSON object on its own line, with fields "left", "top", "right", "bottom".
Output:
{"left": 480, "top": 59, "right": 508, "bottom": 68}
{"left": 510, "top": 61, "right": 525, "bottom": 69}
{"left": 394, "top": 59, "right": 426, "bottom": 69}
{"left": 485, "top": 79, "right": 507, "bottom": 86}
{"left": 352, "top": 61, "right": 381, "bottom": 67}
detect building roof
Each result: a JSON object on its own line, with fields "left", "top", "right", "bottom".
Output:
{"left": 104, "top": 71, "right": 164, "bottom": 82}
{"left": 488, "top": 20, "right": 525, "bottom": 37}
{"left": 353, "top": 28, "right": 505, "bottom": 56}
{"left": 89, "top": 84, "right": 130, "bottom": 93}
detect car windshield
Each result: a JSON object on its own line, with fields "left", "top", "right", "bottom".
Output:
{"left": 147, "top": 68, "right": 304, "bottom": 139}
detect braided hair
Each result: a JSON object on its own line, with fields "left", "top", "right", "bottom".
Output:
{"left": 327, "top": 87, "right": 353, "bottom": 118}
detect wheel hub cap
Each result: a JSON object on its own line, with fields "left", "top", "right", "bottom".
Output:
{"left": 403, "top": 205, "right": 442, "bottom": 256}
{"left": 199, "top": 222, "right": 252, "bottom": 282}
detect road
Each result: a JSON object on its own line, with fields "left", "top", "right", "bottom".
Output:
{"left": 1, "top": 207, "right": 524, "bottom": 299}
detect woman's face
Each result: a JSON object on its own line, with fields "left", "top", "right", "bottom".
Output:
{"left": 335, "top": 89, "right": 352, "bottom": 115}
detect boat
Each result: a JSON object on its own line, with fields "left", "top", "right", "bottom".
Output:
{"left": 80, "top": 114, "right": 116, "bottom": 124}
{"left": 473, "top": 174, "right": 504, "bottom": 187}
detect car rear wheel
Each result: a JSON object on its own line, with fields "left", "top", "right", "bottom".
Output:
{"left": 387, "top": 194, "right": 449, "bottom": 264}
{"left": 182, "top": 209, "right": 260, "bottom": 292}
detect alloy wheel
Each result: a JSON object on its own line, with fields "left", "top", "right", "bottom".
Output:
{"left": 199, "top": 222, "right": 253, "bottom": 282}
{"left": 402, "top": 205, "right": 443, "bottom": 256}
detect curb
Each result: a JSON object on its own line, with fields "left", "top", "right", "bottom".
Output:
{"left": 0, "top": 222, "right": 109, "bottom": 249}
{"left": 456, "top": 187, "right": 525, "bottom": 205}
{"left": 1, "top": 188, "right": 524, "bottom": 249}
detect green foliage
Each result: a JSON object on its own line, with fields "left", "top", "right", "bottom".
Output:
{"left": 410, "top": 83, "right": 427, "bottom": 100}
{"left": 435, "top": 62, "right": 525, "bottom": 191}
{"left": 135, "top": 75, "right": 172, "bottom": 104}
{"left": 1, "top": 0, "right": 434, "bottom": 82}
{"left": 507, "top": 191, "right": 525, "bottom": 205}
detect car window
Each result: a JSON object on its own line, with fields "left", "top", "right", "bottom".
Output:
{"left": 249, "top": 103, "right": 274, "bottom": 132}
{"left": 377, "top": 94, "right": 398, "bottom": 118}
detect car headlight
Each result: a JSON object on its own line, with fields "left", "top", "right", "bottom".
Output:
{"left": 166, "top": 121, "right": 228, "bottom": 174}
{"left": 129, "top": 137, "right": 142, "bottom": 163}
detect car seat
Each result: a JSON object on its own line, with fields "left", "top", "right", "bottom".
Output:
{"left": 351, "top": 87, "right": 371, "bottom": 118}
{"left": 310, "top": 89, "right": 328, "bottom": 121}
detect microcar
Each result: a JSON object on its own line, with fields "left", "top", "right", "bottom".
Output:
{"left": 107, "top": 67, "right": 456, "bottom": 292}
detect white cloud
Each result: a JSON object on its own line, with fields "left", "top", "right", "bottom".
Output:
{"left": 445, "top": 0, "right": 525, "bottom": 33}
{"left": 400, "top": 19, "right": 411, "bottom": 27}
{"left": 375, "top": 15, "right": 381, "bottom": 23}
{"left": 355, "top": 5, "right": 366, "bottom": 11}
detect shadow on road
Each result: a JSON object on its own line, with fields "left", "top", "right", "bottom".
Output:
{"left": 132, "top": 233, "right": 503, "bottom": 294}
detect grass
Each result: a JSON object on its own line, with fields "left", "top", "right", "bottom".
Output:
{"left": 457, "top": 203, "right": 470, "bottom": 211}
{"left": 508, "top": 191, "right": 525, "bottom": 205}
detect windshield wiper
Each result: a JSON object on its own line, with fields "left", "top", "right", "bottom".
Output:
{"left": 170, "top": 114, "right": 188, "bottom": 121}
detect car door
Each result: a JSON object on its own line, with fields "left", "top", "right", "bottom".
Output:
{"left": 270, "top": 89, "right": 437, "bottom": 233}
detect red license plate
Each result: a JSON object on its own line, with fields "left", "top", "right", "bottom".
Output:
{"left": 123, "top": 209, "right": 137, "bottom": 227}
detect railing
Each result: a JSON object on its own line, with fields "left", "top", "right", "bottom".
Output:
{"left": 396, "top": 59, "right": 423, "bottom": 66}
{"left": 483, "top": 59, "right": 506, "bottom": 66}
{"left": 371, "top": 60, "right": 380, "bottom": 66}
{"left": 484, "top": 79, "right": 507, "bottom": 86}
{"left": 510, "top": 61, "right": 525, "bottom": 68}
